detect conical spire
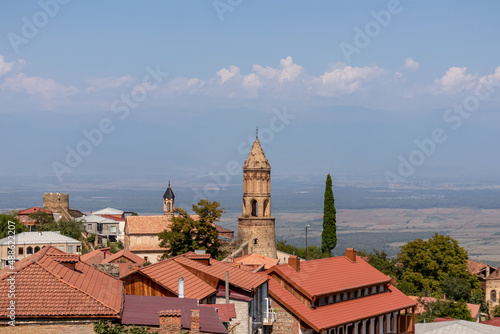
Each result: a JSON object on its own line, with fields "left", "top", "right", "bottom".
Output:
{"left": 163, "top": 181, "right": 175, "bottom": 200}
{"left": 244, "top": 138, "right": 270, "bottom": 170}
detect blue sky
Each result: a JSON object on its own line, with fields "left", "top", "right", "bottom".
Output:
{"left": 1, "top": 1, "right": 500, "bottom": 189}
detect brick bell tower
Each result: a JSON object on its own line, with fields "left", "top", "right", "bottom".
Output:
{"left": 238, "top": 130, "right": 277, "bottom": 258}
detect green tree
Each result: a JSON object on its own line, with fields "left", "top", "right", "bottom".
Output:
{"left": 159, "top": 200, "right": 224, "bottom": 258}
{"left": 358, "top": 249, "right": 396, "bottom": 277}
{"left": 0, "top": 212, "right": 28, "bottom": 238}
{"left": 416, "top": 299, "right": 474, "bottom": 323}
{"left": 276, "top": 240, "right": 330, "bottom": 260}
{"left": 321, "top": 173, "right": 336, "bottom": 255}
{"left": 494, "top": 305, "right": 500, "bottom": 317}
{"left": 397, "top": 233, "right": 481, "bottom": 300}
{"left": 28, "top": 211, "right": 84, "bottom": 241}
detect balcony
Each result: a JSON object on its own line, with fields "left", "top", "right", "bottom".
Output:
{"left": 263, "top": 310, "right": 277, "bottom": 325}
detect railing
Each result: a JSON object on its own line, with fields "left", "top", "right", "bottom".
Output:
{"left": 263, "top": 310, "right": 277, "bottom": 325}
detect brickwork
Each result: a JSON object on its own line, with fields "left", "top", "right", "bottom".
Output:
{"left": 216, "top": 297, "right": 251, "bottom": 334}
{"left": 270, "top": 300, "right": 300, "bottom": 334}
{"left": 159, "top": 309, "right": 182, "bottom": 334}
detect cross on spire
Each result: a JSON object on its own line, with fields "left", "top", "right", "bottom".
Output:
{"left": 256, "top": 127, "right": 258, "bottom": 139}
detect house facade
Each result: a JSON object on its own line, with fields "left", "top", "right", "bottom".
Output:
{"left": 17, "top": 207, "right": 53, "bottom": 231}
{"left": 0, "top": 231, "right": 81, "bottom": 268}
{"left": 264, "top": 249, "right": 416, "bottom": 334}
{"left": 78, "top": 214, "right": 121, "bottom": 245}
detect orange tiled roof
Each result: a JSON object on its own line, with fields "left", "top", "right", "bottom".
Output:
{"left": 18, "top": 207, "right": 53, "bottom": 215}
{"left": 100, "top": 214, "right": 125, "bottom": 222}
{"left": 264, "top": 272, "right": 415, "bottom": 331}
{"left": 121, "top": 258, "right": 217, "bottom": 300}
{"left": 0, "top": 246, "right": 123, "bottom": 319}
{"left": 266, "top": 255, "right": 391, "bottom": 299}
{"left": 80, "top": 248, "right": 111, "bottom": 265}
{"left": 175, "top": 255, "right": 268, "bottom": 292}
{"left": 101, "top": 249, "right": 145, "bottom": 264}
{"left": 234, "top": 253, "right": 279, "bottom": 270}
{"left": 126, "top": 215, "right": 172, "bottom": 235}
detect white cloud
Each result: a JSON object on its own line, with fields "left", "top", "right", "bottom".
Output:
{"left": 0, "top": 56, "right": 25, "bottom": 77}
{"left": 430, "top": 67, "right": 478, "bottom": 95}
{"left": 86, "top": 75, "right": 135, "bottom": 91}
{"left": 217, "top": 65, "right": 240, "bottom": 84}
{"left": 312, "top": 63, "right": 386, "bottom": 96}
{"left": 404, "top": 57, "right": 419, "bottom": 70}
{"left": 2, "top": 73, "right": 79, "bottom": 101}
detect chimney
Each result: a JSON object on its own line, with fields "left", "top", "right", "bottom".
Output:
{"left": 288, "top": 256, "right": 300, "bottom": 272}
{"left": 159, "top": 309, "right": 182, "bottom": 334}
{"left": 191, "top": 310, "right": 200, "bottom": 333}
{"left": 178, "top": 277, "right": 184, "bottom": 298}
{"left": 345, "top": 248, "right": 356, "bottom": 263}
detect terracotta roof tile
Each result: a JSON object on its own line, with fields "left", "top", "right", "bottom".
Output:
{"left": 122, "top": 258, "right": 217, "bottom": 300}
{"left": 0, "top": 246, "right": 123, "bottom": 319}
{"left": 18, "top": 207, "right": 53, "bottom": 215}
{"left": 126, "top": 215, "right": 172, "bottom": 235}
{"left": 101, "top": 249, "right": 145, "bottom": 264}
{"left": 100, "top": 214, "right": 125, "bottom": 222}
{"left": 234, "top": 253, "right": 279, "bottom": 270}
{"left": 174, "top": 255, "right": 268, "bottom": 292}
{"left": 266, "top": 256, "right": 391, "bottom": 298}
{"left": 408, "top": 296, "right": 480, "bottom": 319}
{"left": 265, "top": 272, "right": 415, "bottom": 331}
{"left": 80, "top": 248, "right": 111, "bottom": 265}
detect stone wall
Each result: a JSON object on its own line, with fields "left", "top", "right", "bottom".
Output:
{"left": 216, "top": 297, "right": 251, "bottom": 334}
{"left": 485, "top": 279, "right": 500, "bottom": 315}
{"left": 269, "top": 299, "right": 300, "bottom": 334}
{"left": 238, "top": 218, "right": 277, "bottom": 258}
{"left": 43, "top": 192, "right": 71, "bottom": 220}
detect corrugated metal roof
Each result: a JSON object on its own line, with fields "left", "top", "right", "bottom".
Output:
{"left": 416, "top": 320, "right": 500, "bottom": 333}
{"left": 0, "top": 231, "right": 81, "bottom": 245}
{"left": 77, "top": 214, "right": 118, "bottom": 224}
{"left": 92, "top": 207, "right": 124, "bottom": 215}
{"left": 121, "top": 295, "right": 227, "bottom": 334}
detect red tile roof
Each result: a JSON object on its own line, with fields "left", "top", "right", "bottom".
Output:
{"left": 80, "top": 248, "right": 111, "bottom": 265}
{"left": 0, "top": 246, "right": 123, "bottom": 319}
{"left": 18, "top": 207, "right": 53, "bottom": 215}
{"left": 264, "top": 272, "right": 415, "bottom": 331}
{"left": 408, "top": 296, "right": 480, "bottom": 319}
{"left": 100, "top": 214, "right": 125, "bottom": 222}
{"left": 234, "top": 253, "right": 279, "bottom": 270}
{"left": 121, "top": 258, "right": 217, "bottom": 300}
{"left": 482, "top": 317, "right": 500, "bottom": 327}
{"left": 101, "top": 249, "right": 146, "bottom": 265}
{"left": 266, "top": 255, "right": 391, "bottom": 299}
{"left": 175, "top": 255, "right": 268, "bottom": 292}
{"left": 202, "top": 304, "right": 237, "bottom": 322}
{"left": 215, "top": 225, "right": 233, "bottom": 233}
{"left": 126, "top": 215, "right": 172, "bottom": 235}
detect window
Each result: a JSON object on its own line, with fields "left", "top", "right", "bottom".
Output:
{"left": 492, "top": 290, "right": 497, "bottom": 302}
{"left": 59, "top": 246, "right": 64, "bottom": 251}
{"left": 28, "top": 216, "right": 31, "bottom": 222}
{"left": 320, "top": 297, "right": 327, "bottom": 306}
{"left": 167, "top": 202, "right": 171, "bottom": 212}
{"left": 18, "top": 247, "right": 23, "bottom": 255}
{"left": 87, "top": 224, "right": 92, "bottom": 231}
{"left": 358, "top": 290, "right": 362, "bottom": 298}
{"left": 110, "top": 226, "right": 116, "bottom": 233}
{"left": 344, "top": 293, "right": 348, "bottom": 301}
{"left": 22, "top": 215, "right": 26, "bottom": 222}
{"left": 365, "top": 287, "right": 370, "bottom": 296}
{"left": 251, "top": 200, "right": 258, "bottom": 217}
{"left": 34, "top": 246, "right": 40, "bottom": 253}
{"left": 68, "top": 246, "right": 73, "bottom": 253}
{"left": 329, "top": 295, "right": 334, "bottom": 304}
{"left": 372, "top": 286, "right": 377, "bottom": 294}
{"left": 27, "top": 247, "right": 33, "bottom": 255}
{"left": 336, "top": 294, "right": 341, "bottom": 302}
{"left": 351, "top": 291, "right": 356, "bottom": 299}
{"left": 380, "top": 285, "right": 386, "bottom": 293}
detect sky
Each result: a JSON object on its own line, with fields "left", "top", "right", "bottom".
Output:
{"left": 1, "top": 1, "right": 500, "bottom": 192}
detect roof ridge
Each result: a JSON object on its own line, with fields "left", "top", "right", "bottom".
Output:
{"left": 36, "top": 254, "right": 122, "bottom": 314}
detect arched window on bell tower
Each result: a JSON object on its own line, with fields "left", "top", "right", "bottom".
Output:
{"left": 251, "top": 199, "right": 258, "bottom": 217}
{"left": 163, "top": 182, "right": 175, "bottom": 217}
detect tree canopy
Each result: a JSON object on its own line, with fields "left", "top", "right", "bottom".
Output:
{"left": 321, "top": 173, "right": 337, "bottom": 255}
{"left": 0, "top": 211, "right": 28, "bottom": 238}
{"left": 416, "top": 299, "right": 474, "bottom": 323}
{"left": 159, "top": 199, "right": 224, "bottom": 259}
{"left": 396, "top": 233, "right": 481, "bottom": 303}
{"left": 277, "top": 240, "right": 330, "bottom": 260}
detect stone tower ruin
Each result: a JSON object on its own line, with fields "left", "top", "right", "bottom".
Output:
{"left": 43, "top": 192, "right": 71, "bottom": 220}
{"left": 237, "top": 135, "right": 277, "bottom": 258}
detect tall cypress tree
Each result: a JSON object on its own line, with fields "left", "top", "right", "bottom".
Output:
{"left": 322, "top": 173, "right": 337, "bottom": 255}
